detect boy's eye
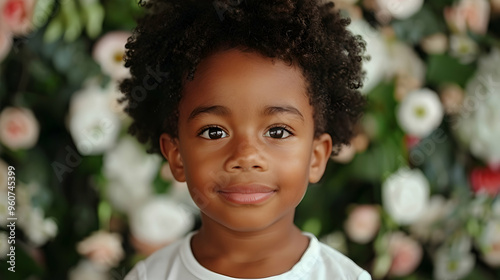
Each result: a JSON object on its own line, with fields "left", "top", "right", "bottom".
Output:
{"left": 199, "top": 127, "right": 228, "bottom": 139}
{"left": 264, "top": 127, "right": 292, "bottom": 139}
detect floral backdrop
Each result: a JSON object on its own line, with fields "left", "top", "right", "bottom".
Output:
{"left": 1, "top": 0, "right": 500, "bottom": 279}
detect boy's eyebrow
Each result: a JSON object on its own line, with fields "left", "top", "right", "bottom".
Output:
{"left": 188, "top": 105, "right": 230, "bottom": 121}
{"left": 187, "top": 105, "right": 304, "bottom": 122}
{"left": 263, "top": 105, "right": 304, "bottom": 122}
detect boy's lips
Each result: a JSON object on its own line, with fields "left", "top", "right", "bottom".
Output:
{"left": 217, "top": 184, "right": 277, "bottom": 205}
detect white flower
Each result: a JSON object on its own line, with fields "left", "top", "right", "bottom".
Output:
{"left": 347, "top": 19, "right": 390, "bottom": 94}
{"left": 344, "top": 205, "right": 380, "bottom": 244}
{"left": 397, "top": 88, "right": 444, "bottom": 138}
{"left": 103, "top": 136, "right": 161, "bottom": 186}
{"left": 382, "top": 167, "right": 430, "bottom": 225}
{"left": 0, "top": 107, "right": 40, "bottom": 150}
{"left": 478, "top": 219, "right": 500, "bottom": 267}
{"left": 93, "top": 31, "right": 131, "bottom": 81}
{"left": 434, "top": 239, "right": 475, "bottom": 280}
{"left": 129, "top": 196, "right": 194, "bottom": 245}
{"left": 454, "top": 48, "right": 500, "bottom": 165}
{"left": 19, "top": 208, "right": 58, "bottom": 246}
{"left": 67, "top": 81, "right": 121, "bottom": 155}
{"left": 449, "top": 34, "right": 479, "bottom": 64}
{"left": 410, "top": 195, "right": 455, "bottom": 243}
{"left": 105, "top": 179, "right": 152, "bottom": 214}
{"left": 376, "top": 0, "right": 424, "bottom": 19}
{"left": 76, "top": 230, "right": 125, "bottom": 268}
{"left": 69, "top": 260, "right": 109, "bottom": 280}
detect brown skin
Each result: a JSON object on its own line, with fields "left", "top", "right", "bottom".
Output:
{"left": 160, "top": 48, "right": 332, "bottom": 278}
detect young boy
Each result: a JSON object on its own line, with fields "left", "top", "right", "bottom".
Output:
{"left": 120, "top": 0, "right": 370, "bottom": 279}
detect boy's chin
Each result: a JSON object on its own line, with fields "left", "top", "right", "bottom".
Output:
{"left": 202, "top": 209, "right": 295, "bottom": 233}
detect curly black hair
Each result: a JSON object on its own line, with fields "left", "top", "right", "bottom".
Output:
{"left": 119, "top": 0, "right": 366, "bottom": 155}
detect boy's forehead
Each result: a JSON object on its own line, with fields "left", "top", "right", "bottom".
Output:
{"left": 185, "top": 48, "right": 307, "bottom": 90}
{"left": 177, "top": 48, "right": 313, "bottom": 120}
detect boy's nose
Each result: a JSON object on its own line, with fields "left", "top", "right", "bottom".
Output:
{"left": 225, "top": 140, "right": 268, "bottom": 172}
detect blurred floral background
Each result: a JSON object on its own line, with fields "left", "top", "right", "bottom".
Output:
{"left": 1, "top": 0, "right": 500, "bottom": 279}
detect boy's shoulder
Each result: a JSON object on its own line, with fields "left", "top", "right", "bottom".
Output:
{"left": 302, "top": 232, "right": 372, "bottom": 280}
{"left": 123, "top": 233, "right": 188, "bottom": 280}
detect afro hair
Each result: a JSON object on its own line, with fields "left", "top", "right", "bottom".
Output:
{"left": 119, "top": 0, "right": 366, "bottom": 155}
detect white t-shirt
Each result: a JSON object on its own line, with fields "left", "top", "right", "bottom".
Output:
{"left": 124, "top": 231, "right": 372, "bottom": 280}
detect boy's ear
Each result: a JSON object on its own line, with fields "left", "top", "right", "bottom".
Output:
{"left": 159, "top": 133, "right": 186, "bottom": 182}
{"left": 309, "top": 133, "right": 332, "bottom": 184}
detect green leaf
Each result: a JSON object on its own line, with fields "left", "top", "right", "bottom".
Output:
{"left": 84, "top": 3, "right": 105, "bottom": 39}
{"left": 392, "top": 5, "right": 447, "bottom": 44}
{"left": 426, "top": 54, "right": 476, "bottom": 87}
{"left": 43, "top": 13, "right": 64, "bottom": 43}
{"left": 32, "top": 0, "right": 56, "bottom": 31}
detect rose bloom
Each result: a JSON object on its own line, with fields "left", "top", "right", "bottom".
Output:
{"left": 76, "top": 230, "right": 125, "bottom": 268}
{"left": 344, "top": 205, "right": 380, "bottom": 244}
{"left": 1, "top": 0, "right": 36, "bottom": 35}
{"left": 375, "top": 0, "right": 424, "bottom": 20}
{"left": 67, "top": 81, "right": 121, "bottom": 155}
{"left": 103, "top": 136, "right": 161, "bottom": 187}
{"left": 386, "top": 232, "right": 423, "bottom": 277}
{"left": 444, "top": 0, "right": 490, "bottom": 35}
{"left": 0, "top": 106, "right": 40, "bottom": 150}
{"left": 470, "top": 167, "right": 500, "bottom": 197}
{"left": 382, "top": 167, "right": 430, "bottom": 225}
{"left": 92, "top": 31, "right": 131, "bottom": 81}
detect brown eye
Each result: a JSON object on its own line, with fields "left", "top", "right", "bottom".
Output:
{"left": 265, "top": 127, "right": 292, "bottom": 139}
{"left": 199, "top": 127, "right": 228, "bottom": 139}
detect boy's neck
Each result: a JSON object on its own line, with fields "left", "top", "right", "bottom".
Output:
{"left": 190, "top": 212, "right": 310, "bottom": 278}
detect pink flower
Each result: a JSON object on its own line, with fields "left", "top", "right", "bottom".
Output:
{"left": 92, "top": 31, "right": 131, "bottom": 81}
{"left": 386, "top": 232, "right": 423, "bottom": 277}
{"left": 1, "top": 0, "right": 36, "bottom": 35}
{"left": 76, "top": 230, "right": 125, "bottom": 268}
{"left": 0, "top": 107, "right": 39, "bottom": 150}
{"left": 344, "top": 205, "right": 380, "bottom": 244}
{"left": 444, "top": 0, "right": 490, "bottom": 35}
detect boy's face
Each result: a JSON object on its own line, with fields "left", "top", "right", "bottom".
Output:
{"left": 160, "top": 48, "right": 332, "bottom": 232}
